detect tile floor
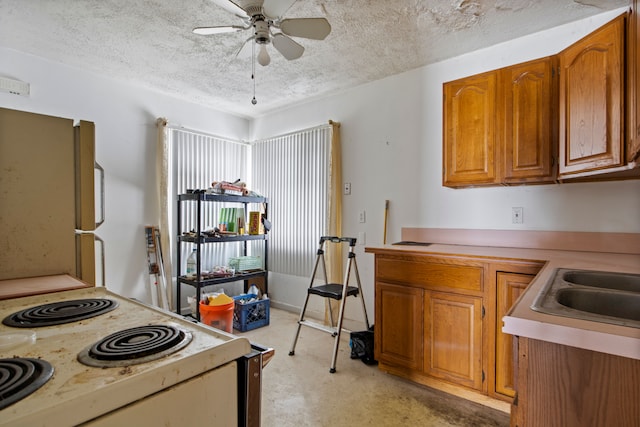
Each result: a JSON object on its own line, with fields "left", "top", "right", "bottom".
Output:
{"left": 238, "top": 308, "right": 510, "bottom": 427}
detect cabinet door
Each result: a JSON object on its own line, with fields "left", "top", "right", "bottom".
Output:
{"left": 516, "top": 338, "right": 640, "bottom": 427}
{"left": 503, "top": 57, "right": 557, "bottom": 183}
{"left": 375, "top": 282, "right": 424, "bottom": 370}
{"left": 495, "top": 272, "right": 534, "bottom": 399}
{"left": 558, "top": 15, "right": 625, "bottom": 177}
{"left": 424, "top": 291, "right": 483, "bottom": 390}
{"left": 629, "top": 0, "right": 640, "bottom": 162}
{"left": 443, "top": 71, "right": 498, "bottom": 187}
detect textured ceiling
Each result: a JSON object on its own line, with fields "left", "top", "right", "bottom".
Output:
{"left": 0, "top": 0, "right": 628, "bottom": 118}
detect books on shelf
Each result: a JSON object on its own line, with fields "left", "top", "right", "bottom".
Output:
{"left": 218, "top": 207, "right": 245, "bottom": 233}
{"left": 248, "top": 211, "right": 263, "bottom": 235}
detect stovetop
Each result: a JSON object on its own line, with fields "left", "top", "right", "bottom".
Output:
{"left": 0, "top": 281, "right": 251, "bottom": 427}
{"left": 3, "top": 297, "right": 118, "bottom": 327}
{"left": 0, "top": 358, "right": 53, "bottom": 411}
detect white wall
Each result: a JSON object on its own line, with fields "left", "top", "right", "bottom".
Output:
{"left": 0, "top": 47, "right": 250, "bottom": 302}
{"left": 251, "top": 7, "right": 640, "bottom": 322}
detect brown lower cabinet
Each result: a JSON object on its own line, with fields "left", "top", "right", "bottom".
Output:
{"left": 425, "top": 291, "right": 483, "bottom": 390}
{"left": 375, "top": 282, "right": 424, "bottom": 371}
{"left": 512, "top": 337, "right": 640, "bottom": 427}
{"left": 370, "top": 250, "right": 542, "bottom": 405}
{"left": 495, "top": 272, "right": 534, "bottom": 398}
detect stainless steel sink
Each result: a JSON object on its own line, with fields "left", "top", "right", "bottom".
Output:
{"left": 531, "top": 268, "right": 640, "bottom": 328}
{"left": 556, "top": 288, "right": 640, "bottom": 322}
{"left": 561, "top": 270, "right": 640, "bottom": 293}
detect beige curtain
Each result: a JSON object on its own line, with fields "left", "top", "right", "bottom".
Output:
{"left": 155, "top": 118, "right": 173, "bottom": 310}
{"left": 324, "top": 120, "right": 343, "bottom": 324}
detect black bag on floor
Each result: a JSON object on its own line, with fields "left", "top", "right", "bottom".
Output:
{"left": 349, "top": 327, "right": 377, "bottom": 365}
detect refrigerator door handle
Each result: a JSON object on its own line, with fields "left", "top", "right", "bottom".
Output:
{"left": 95, "top": 234, "right": 106, "bottom": 287}
{"left": 95, "top": 161, "right": 105, "bottom": 229}
{"left": 76, "top": 232, "right": 105, "bottom": 287}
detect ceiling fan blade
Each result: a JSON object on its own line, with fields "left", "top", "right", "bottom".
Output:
{"left": 279, "top": 18, "right": 331, "bottom": 40}
{"left": 263, "top": 0, "right": 297, "bottom": 19}
{"left": 193, "top": 25, "right": 245, "bottom": 35}
{"left": 211, "top": 0, "right": 249, "bottom": 18}
{"left": 272, "top": 33, "right": 304, "bottom": 60}
{"left": 235, "top": 36, "right": 255, "bottom": 59}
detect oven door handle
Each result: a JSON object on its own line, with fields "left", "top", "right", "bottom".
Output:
{"left": 261, "top": 347, "right": 275, "bottom": 368}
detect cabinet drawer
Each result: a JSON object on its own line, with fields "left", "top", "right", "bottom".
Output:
{"left": 376, "top": 257, "right": 483, "bottom": 291}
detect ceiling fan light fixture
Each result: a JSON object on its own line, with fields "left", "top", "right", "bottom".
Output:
{"left": 257, "top": 44, "right": 271, "bottom": 66}
{"left": 253, "top": 17, "right": 270, "bottom": 43}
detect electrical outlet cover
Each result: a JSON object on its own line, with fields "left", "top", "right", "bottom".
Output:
{"left": 512, "top": 207, "right": 523, "bottom": 224}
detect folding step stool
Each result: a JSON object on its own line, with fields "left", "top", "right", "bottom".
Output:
{"left": 288, "top": 236, "right": 370, "bottom": 373}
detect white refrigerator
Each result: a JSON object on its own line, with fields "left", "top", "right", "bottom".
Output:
{"left": 0, "top": 107, "right": 103, "bottom": 285}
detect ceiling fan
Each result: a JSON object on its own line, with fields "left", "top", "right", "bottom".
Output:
{"left": 193, "top": 0, "right": 331, "bottom": 67}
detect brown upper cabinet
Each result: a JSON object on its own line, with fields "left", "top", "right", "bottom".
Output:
{"left": 444, "top": 11, "right": 639, "bottom": 188}
{"left": 443, "top": 57, "right": 557, "bottom": 187}
{"left": 443, "top": 71, "right": 498, "bottom": 187}
{"left": 558, "top": 14, "right": 626, "bottom": 178}
{"left": 629, "top": 0, "right": 640, "bottom": 163}
{"left": 503, "top": 57, "right": 558, "bottom": 183}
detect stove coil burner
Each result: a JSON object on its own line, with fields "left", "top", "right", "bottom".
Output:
{"left": 2, "top": 299, "right": 119, "bottom": 328}
{"left": 0, "top": 358, "right": 54, "bottom": 410}
{"left": 77, "top": 325, "right": 193, "bottom": 367}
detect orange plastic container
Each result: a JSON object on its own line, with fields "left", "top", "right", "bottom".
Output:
{"left": 199, "top": 301, "right": 234, "bottom": 333}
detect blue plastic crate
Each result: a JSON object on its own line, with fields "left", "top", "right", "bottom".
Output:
{"left": 233, "top": 294, "right": 270, "bottom": 332}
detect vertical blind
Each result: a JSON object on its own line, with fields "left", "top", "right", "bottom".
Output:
{"left": 169, "top": 128, "right": 253, "bottom": 273}
{"left": 252, "top": 125, "right": 332, "bottom": 277}
{"left": 168, "top": 124, "right": 331, "bottom": 279}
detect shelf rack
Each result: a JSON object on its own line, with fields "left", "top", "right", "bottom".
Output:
{"left": 176, "top": 192, "right": 268, "bottom": 320}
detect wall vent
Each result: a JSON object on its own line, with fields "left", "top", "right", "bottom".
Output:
{"left": 0, "top": 77, "right": 30, "bottom": 97}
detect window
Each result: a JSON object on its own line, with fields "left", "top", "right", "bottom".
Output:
{"left": 169, "top": 128, "right": 251, "bottom": 272}
{"left": 252, "top": 125, "right": 333, "bottom": 277}
{"left": 163, "top": 122, "right": 339, "bottom": 284}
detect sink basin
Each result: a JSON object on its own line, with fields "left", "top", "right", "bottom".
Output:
{"left": 531, "top": 268, "right": 640, "bottom": 328}
{"left": 562, "top": 270, "right": 640, "bottom": 293}
{"left": 556, "top": 288, "right": 640, "bottom": 322}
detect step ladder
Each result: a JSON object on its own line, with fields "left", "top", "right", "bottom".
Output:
{"left": 288, "top": 236, "right": 370, "bottom": 373}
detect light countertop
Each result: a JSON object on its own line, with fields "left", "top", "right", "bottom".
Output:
{"left": 365, "top": 242, "right": 640, "bottom": 360}
{"left": 0, "top": 274, "right": 91, "bottom": 300}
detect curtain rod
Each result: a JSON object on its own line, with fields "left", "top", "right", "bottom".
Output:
{"left": 165, "top": 120, "right": 336, "bottom": 145}
{"left": 166, "top": 122, "right": 250, "bottom": 146}
{"left": 252, "top": 121, "right": 334, "bottom": 143}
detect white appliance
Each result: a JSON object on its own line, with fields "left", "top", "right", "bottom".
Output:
{"left": 0, "top": 108, "right": 103, "bottom": 285}
{"left": 0, "top": 277, "right": 255, "bottom": 426}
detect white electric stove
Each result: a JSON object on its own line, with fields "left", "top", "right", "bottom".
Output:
{"left": 0, "top": 276, "right": 252, "bottom": 427}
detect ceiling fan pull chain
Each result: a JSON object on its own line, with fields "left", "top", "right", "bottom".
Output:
{"left": 251, "top": 40, "right": 257, "bottom": 105}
